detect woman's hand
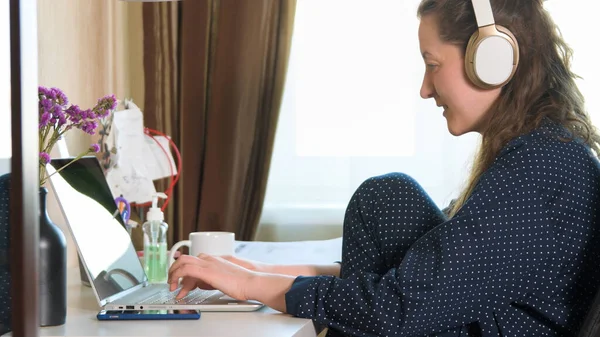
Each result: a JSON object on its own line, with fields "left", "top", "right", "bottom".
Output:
{"left": 218, "top": 255, "right": 272, "bottom": 273}
{"left": 167, "top": 253, "right": 297, "bottom": 312}
{"left": 168, "top": 254, "right": 257, "bottom": 300}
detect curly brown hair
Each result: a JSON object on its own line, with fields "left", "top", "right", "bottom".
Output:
{"left": 417, "top": 0, "right": 600, "bottom": 216}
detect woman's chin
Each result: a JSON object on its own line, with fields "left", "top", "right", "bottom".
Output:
{"left": 446, "top": 121, "right": 466, "bottom": 136}
{"left": 447, "top": 128, "right": 462, "bottom": 136}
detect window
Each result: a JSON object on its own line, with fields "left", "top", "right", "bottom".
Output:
{"left": 544, "top": 1, "right": 600, "bottom": 127}
{"left": 260, "top": 0, "right": 600, "bottom": 228}
{"left": 0, "top": 3, "right": 10, "bottom": 175}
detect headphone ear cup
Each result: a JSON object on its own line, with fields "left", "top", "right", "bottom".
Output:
{"left": 464, "top": 31, "right": 481, "bottom": 88}
{"left": 464, "top": 25, "right": 519, "bottom": 89}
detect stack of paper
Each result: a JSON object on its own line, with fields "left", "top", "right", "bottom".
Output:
{"left": 234, "top": 237, "right": 342, "bottom": 264}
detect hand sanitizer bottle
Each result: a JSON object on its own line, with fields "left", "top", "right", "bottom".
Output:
{"left": 142, "top": 192, "right": 169, "bottom": 283}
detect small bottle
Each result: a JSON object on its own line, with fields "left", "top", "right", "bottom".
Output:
{"left": 142, "top": 192, "right": 169, "bottom": 283}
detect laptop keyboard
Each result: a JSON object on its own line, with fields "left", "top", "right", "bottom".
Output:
{"left": 140, "top": 288, "right": 220, "bottom": 305}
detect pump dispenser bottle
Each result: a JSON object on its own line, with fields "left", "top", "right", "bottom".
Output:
{"left": 142, "top": 192, "right": 169, "bottom": 283}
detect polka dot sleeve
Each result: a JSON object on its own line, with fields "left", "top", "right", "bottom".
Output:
{"left": 285, "top": 126, "right": 600, "bottom": 336}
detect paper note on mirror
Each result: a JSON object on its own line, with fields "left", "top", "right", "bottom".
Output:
{"left": 105, "top": 165, "right": 157, "bottom": 204}
{"left": 113, "top": 102, "right": 177, "bottom": 182}
{"left": 109, "top": 104, "right": 157, "bottom": 203}
{"left": 112, "top": 106, "right": 150, "bottom": 176}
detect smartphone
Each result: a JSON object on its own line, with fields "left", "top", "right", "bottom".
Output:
{"left": 97, "top": 309, "right": 200, "bottom": 321}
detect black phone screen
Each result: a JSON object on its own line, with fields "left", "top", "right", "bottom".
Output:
{"left": 97, "top": 309, "right": 200, "bottom": 320}
{"left": 101, "top": 309, "right": 198, "bottom": 315}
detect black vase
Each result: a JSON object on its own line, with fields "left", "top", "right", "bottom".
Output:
{"left": 39, "top": 187, "right": 67, "bottom": 326}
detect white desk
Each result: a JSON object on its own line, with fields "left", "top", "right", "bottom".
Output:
{"left": 6, "top": 238, "right": 343, "bottom": 337}
{"left": 32, "top": 268, "right": 318, "bottom": 337}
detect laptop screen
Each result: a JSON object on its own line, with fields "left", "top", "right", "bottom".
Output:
{"left": 47, "top": 156, "right": 146, "bottom": 303}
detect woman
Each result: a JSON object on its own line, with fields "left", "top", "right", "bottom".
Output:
{"left": 169, "top": 0, "right": 600, "bottom": 335}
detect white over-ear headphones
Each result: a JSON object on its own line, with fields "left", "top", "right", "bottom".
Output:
{"left": 465, "top": 0, "right": 519, "bottom": 89}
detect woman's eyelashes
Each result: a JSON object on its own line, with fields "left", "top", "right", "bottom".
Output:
{"left": 425, "top": 64, "right": 438, "bottom": 72}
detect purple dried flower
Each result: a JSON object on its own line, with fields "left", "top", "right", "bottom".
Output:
{"left": 96, "top": 108, "right": 109, "bottom": 118}
{"left": 57, "top": 113, "right": 67, "bottom": 127}
{"left": 39, "top": 152, "right": 51, "bottom": 164}
{"left": 98, "top": 94, "right": 118, "bottom": 110}
{"left": 38, "top": 86, "right": 52, "bottom": 98}
{"left": 40, "top": 98, "right": 53, "bottom": 111}
{"left": 51, "top": 104, "right": 67, "bottom": 127}
{"left": 80, "top": 120, "right": 98, "bottom": 135}
{"left": 38, "top": 87, "right": 119, "bottom": 187}
{"left": 90, "top": 144, "right": 101, "bottom": 153}
{"left": 93, "top": 95, "right": 117, "bottom": 119}
{"left": 42, "top": 86, "right": 56, "bottom": 99}
{"left": 83, "top": 109, "right": 96, "bottom": 120}
{"left": 65, "top": 105, "right": 83, "bottom": 123}
{"left": 52, "top": 87, "right": 69, "bottom": 106}
{"left": 39, "top": 112, "right": 51, "bottom": 129}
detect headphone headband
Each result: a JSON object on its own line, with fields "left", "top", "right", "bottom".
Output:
{"left": 471, "top": 0, "right": 495, "bottom": 27}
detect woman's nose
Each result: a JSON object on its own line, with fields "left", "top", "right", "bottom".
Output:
{"left": 420, "top": 75, "right": 434, "bottom": 99}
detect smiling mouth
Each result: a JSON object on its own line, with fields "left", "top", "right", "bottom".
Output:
{"left": 440, "top": 105, "right": 448, "bottom": 116}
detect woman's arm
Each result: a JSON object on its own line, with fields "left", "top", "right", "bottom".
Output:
{"left": 264, "top": 263, "right": 341, "bottom": 277}
{"left": 246, "top": 272, "right": 295, "bottom": 312}
{"left": 242, "top": 263, "right": 343, "bottom": 311}
{"left": 222, "top": 255, "right": 341, "bottom": 277}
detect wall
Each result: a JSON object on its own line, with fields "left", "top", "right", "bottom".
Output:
{"left": 38, "top": 0, "right": 145, "bottom": 155}
{"left": 37, "top": 0, "right": 145, "bottom": 267}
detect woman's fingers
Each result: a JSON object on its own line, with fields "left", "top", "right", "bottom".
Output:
{"left": 176, "top": 276, "right": 198, "bottom": 299}
{"left": 170, "top": 260, "right": 207, "bottom": 283}
{"left": 168, "top": 254, "right": 202, "bottom": 291}
{"left": 169, "top": 256, "right": 218, "bottom": 297}
{"left": 167, "top": 254, "right": 253, "bottom": 301}
{"left": 176, "top": 276, "right": 199, "bottom": 300}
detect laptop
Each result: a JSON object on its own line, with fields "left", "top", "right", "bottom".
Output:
{"left": 46, "top": 156, "right": 263, "bottom": 312}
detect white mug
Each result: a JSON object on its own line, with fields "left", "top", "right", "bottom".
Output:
{"left": 169, "top": 231, "right": 235, "bottom": 266}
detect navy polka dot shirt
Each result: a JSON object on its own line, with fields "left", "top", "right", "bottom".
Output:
{"left": 285, "top": 121, "right": 600, "bottom": 336}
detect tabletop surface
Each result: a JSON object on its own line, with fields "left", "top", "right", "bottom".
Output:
{"left": 5, "top": 238, "right": 343, "bottom": 337}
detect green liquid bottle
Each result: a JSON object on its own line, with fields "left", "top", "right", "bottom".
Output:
{"left": 142, "top": 193, "right": 169, "bottom": 283}
{"left": 143, "top": 242, "right": 167, "bottom": 282}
